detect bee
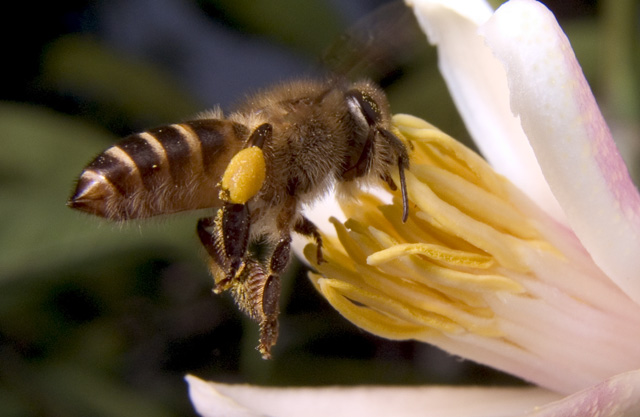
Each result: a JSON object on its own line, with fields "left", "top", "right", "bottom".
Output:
{"left": 68, "top": 78, "right": 409, "bottom": 359}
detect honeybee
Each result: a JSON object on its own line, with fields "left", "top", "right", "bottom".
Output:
{"left": 68, "top": 78, "right": 409, "bottom": 359}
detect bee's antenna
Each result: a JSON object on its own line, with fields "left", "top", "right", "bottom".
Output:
{"left": 398, "top": 157, "right": 409, "bottom": 223}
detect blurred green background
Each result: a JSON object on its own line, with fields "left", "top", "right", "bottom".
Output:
{"left": 2, "top": 0, "right": 638, "bottom": 416}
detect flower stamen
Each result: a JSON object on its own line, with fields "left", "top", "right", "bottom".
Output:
{"left": 305, "top": 114, "right": 640, "bottom": 393}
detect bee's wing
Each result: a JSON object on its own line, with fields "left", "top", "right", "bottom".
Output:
{"left": 68, "top": 118, "right": 248, "bottom": 221}
{"left": 321, "top": 2, "right": 424, "bottom": 86}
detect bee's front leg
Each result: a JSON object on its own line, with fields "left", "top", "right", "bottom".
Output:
{"left": 197, "top": 202, "right": 251, "bottom": 291}
{"left": 293, "top": 216, "right": 324, "bottom": 264}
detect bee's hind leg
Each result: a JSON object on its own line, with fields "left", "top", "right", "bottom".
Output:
{"left": 229, "top": 255, "right": 281, "bottom": 359}
{"left": 197, "top": 216, "right": 228, "bottom": 288}
{"left": 197, "top": 202, "right": 251, "bottom": 291}
{"left": 197, "top": 206, "right": 280, "bottom": 359}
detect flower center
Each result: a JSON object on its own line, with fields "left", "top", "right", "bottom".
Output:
{"left": 304, "top": 114, "right": 556, "bottom": 341}
{"left": 303, "top": 114, "right": 640, "bottom": 393}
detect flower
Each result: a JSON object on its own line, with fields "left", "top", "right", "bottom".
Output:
{"left": 187, "top": 0, "right": 640, "bottom": 415}
{"left": 305, "top": 113, "right": 640, "bottom": 395}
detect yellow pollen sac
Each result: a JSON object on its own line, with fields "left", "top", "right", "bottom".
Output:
{"left": 220, "top": 146, "right": 266, "bottom": 204}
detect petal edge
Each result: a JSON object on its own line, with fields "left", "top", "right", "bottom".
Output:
{"left": 482, "top": 0, "right": 640, "bottom": 303}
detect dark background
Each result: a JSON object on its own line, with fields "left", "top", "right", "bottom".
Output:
{"left": 2, "top": 0, "right": 637, "bottom": 416}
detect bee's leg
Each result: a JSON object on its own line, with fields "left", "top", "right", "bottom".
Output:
{"left": 269, "top": 235, "right": 292, "bottom": 275}
{"left": 197, "top": 216, "right": 230, "bottom": 289}
{"left": 218, "top": 202, "right": 251, "bottom": 278}
{"left": 199, "top": 205, "right": 279, "bottom": 359}
{"left": 226, "top": 257, "right": 280, "bottom": 359}
{"left": 379, "top": 128, "right": 410, "bottom": 222}
{"left": 197, "top": 202, "right": 251, "bottom": 291}
{"left": 293, "top": 216, "right": 324, "bottom": 264}
{"left": 247, "top": 203, "right": 301, "bottom": 357}
{"left": 231, "top": 233, "right": 291, "bottom": 360}
{"left": 256, "top": 269, "right": 281, "bottom": 359}
{"left": 250, "top": 236, "right": 293, "bottom": 359}
{"left": 244, "top": 232, "right": 293, "bottom": 358}
{"left": 269, "top": 198, "right": 298, "bottom": 275}
{"left": 232, "top": 199, "right": 297, "bottom": 359}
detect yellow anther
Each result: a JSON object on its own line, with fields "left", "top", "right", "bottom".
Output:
{"left": 220, "top": 147, "right": 266, "bottom": 204}
{"left": 367, "top": 242, "right": 494, "bottom": 269}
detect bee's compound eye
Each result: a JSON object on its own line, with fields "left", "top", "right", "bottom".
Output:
{"left": 346, "top": 89, "right": 381, "bottom": 127}
{"left": 220, "top": 146, "right": 266, "bottom": 204}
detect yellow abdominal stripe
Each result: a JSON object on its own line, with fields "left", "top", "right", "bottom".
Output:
{"left": 220, "top": 146, "right": 266, "bottom": 204}
{"left": 306, "top": 114, "right": 555, "bottom": 342}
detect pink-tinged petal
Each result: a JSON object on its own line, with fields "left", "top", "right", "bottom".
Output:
{"left": 186, "top": 374, "right": 562, "bottom": 417}
{"left": 406, "top": 0, "right": 565, "bottom": 221}
{"left": 519, "top": 370, "right": 640, "bottom": 417}
{"left": 481, "top": 0, "right": 640, "bottom": 304}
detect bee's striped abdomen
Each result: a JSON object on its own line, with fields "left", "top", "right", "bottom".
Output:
{"left": 150, "top": 126, "right": 193, "bottom": 187}
{"left": 68, "top": 119, "right": 248, "bottom": 221}
{"left": 187, "top": 120, "right": 235, "bottom": 171}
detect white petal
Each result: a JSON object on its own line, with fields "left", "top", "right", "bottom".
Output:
{"left": 187, "top": 375, "right": 264, "bottom": 417}
{"left": 301, "top": 190, "right": 347, "bottom": 237}
{"left": 292, "top": 190, "right": 347, "bottom": 263}
{"left": 519, "top": 370, "right": 640, "bottom": 417}
{"left": 186, "top": 374, "right": 562, "bottom": 417}
{"left": 406, "top": 0, "right": 565, "bottom": 221}
{"left": 482, "top": 0, "right": 640, "bottom": 304}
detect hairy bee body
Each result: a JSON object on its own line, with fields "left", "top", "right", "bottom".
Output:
{"left": 69, "top": 78, "right": 409, "bottom": 358}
